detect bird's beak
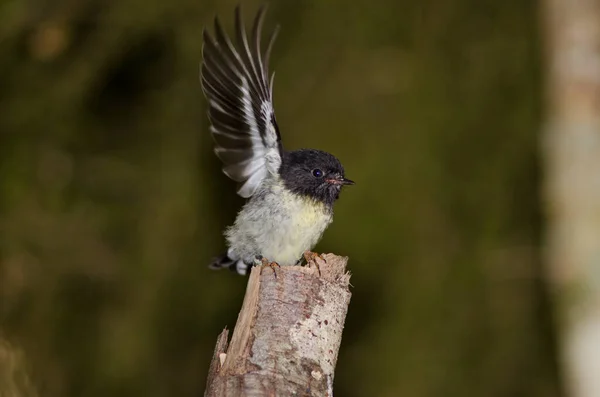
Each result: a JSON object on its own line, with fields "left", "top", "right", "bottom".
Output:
{"left": 327, "top": 176, "right": 355, "bottom": 185}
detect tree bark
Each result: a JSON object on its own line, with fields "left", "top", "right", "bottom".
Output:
{"left": 542, "top": 1, "right": 600, "bottom": 396}
{"left": 204, "top": 254, "right": 351, "bottom": 397}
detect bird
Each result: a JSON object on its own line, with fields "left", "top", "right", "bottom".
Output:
{"left": 200, "top": 5, "right": 354, "bottom": 276}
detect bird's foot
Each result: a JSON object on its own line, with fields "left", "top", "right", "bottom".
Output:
{"left": 254, "top": 255, "right": 280, "bottom": 279}
{"left": 303, "top": 251, "right": 325, "bottom": 276}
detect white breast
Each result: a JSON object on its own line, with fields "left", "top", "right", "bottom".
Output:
{"left": 225, "top": 179, "right": 333, "bottom": 266}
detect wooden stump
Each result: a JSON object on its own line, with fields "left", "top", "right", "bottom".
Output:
{"left": 204, "top": 254, "right": 351, "bottom": 397}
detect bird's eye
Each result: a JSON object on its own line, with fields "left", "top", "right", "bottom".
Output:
{"left": 312, "top": 169, "right": 323, "bottom": 178}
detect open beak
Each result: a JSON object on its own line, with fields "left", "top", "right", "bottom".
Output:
{"left": 327, "top": 176, "right": 355, "bottom": 186}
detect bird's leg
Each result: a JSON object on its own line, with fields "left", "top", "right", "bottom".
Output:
{"left": 254, "top": 255, "right": 280, "bottom": 279}
{"left": 303, "top": 251, "right": 325, "bottom": 277}
{"left": 303, "top": 251, "right": 324, "bottom": 262}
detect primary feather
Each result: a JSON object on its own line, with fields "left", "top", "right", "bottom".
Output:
{"left": 201, "top": 5, "right": 282, "bottom": 198}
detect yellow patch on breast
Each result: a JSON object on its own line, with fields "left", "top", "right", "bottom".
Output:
{"left": 257, "top": 189, "right": 331, "bottom": 265}
{"left": 246, "top": 179, "right": 334, "bottom": 265}
{"left": 284, "top": 191, "right": 329, "bottom": 225}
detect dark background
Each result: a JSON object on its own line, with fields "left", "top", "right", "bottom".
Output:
{"left": 0, "top": 0, "right": 562, "bottom": 396}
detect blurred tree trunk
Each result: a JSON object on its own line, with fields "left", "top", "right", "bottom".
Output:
{"left": 542, "top": 0, "right": 600, "bottom": 396}
{"left": 0, "top": 339, "right": 38, "bottom": 397}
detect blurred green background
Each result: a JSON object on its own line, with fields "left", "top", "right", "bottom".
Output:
{"left": 0, "top": 0, "right": 562, "bottom": 396}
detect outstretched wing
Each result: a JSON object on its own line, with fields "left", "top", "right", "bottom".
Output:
{"left": 201, "top": 6, "right": 282, "bottom": 198}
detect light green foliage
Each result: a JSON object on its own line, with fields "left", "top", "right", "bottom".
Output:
{"left": 0, "top": 0, "right": 559, "bottom": 396}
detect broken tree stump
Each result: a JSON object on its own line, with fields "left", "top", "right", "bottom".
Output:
{"left": 204, "top": 253, "right": 352, "bottom": 397}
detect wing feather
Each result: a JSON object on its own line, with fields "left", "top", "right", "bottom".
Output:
{"left": 201, "top": 5, "right": 282, "bottom": 198}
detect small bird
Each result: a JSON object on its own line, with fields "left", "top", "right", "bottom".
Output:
{"left": 201, "top": 6, "right": 354, "bottom": 275}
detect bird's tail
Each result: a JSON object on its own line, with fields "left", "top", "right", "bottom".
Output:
{"left": 209, "top": 250, "right": 249, "bottom": 276}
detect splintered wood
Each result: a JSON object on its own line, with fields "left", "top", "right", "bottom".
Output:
{"left": 204, "top": 254, "right": 351, "bottom": 397}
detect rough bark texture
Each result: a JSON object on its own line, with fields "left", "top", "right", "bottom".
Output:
{"left": 542, "top": 1, "right": 600, "bottom": 396}
{"left": 204, "top": 254, "right": 351, "bottom": 397}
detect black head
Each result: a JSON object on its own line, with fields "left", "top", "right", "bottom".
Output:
{"left": 279, "top": 149, "right": 354, "bottom": 206}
